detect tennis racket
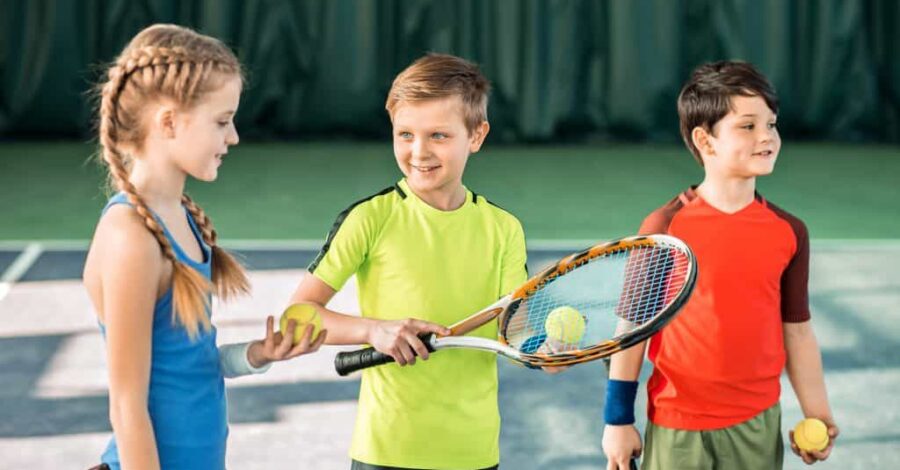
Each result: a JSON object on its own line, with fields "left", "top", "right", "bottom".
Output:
{"left": 334, "top": 234, "right": 696, "bottom": 376}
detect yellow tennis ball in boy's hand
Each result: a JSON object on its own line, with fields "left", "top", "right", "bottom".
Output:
{"left": 544, "top": 306, "right": 586, "bottom": 344}
{"left": 278, "top": 303, "right": 322, "bottom": 344}
{"left": 793, "top": 418, "right": 829, "bottom": 452}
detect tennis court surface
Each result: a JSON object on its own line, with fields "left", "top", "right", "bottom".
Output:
{"left": 1, "top": 241, "right": 897, "bottom": 468}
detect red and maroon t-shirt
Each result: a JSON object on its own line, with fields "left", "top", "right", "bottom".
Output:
{"left": 640, "top": 187, "right": 810, "bottom": 430}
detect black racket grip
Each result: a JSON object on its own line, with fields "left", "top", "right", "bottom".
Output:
{"left": 335, "top": 347, "right": 394, "bottom": 376}
{"left": 334, "top": 333, "right": 436, "bottom": 376}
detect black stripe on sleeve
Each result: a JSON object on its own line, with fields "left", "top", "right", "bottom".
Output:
{"left": 307, "top": 186, "right": 398, "bottom": 273}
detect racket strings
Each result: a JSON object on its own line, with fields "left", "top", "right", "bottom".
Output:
{"left": 502, "top": 244, "right": 691, "bottom": 356}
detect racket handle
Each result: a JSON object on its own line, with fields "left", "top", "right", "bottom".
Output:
{"left": 334, "top": 334, "right": 436, "bottom": 376}
{"left": 630, "top": 458, "right": 638, "bottom": 470}
{"left": 334, "top": 346, "right": 394, "bottom": 376}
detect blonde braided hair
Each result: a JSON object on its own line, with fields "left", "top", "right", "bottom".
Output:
{"left": 97, "top": 24, "right": 249, "bottom": 337}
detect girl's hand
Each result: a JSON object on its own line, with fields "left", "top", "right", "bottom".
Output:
{"left": 247, "top": 316, "right": 327, "bottom": 368}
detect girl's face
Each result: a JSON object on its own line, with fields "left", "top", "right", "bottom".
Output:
{"left": 169, "top": 75, "right": 242, "bottom": 182}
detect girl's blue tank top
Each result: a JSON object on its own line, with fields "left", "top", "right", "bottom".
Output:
{"left": 99, "top": 193, "right": 227, "bottom": 469}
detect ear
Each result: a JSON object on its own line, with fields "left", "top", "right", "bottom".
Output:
{"left": 691, "top": 126, "right": 715, "bottom": 158}
{"left": 468, "top": 121, "right": 490, "bottom": 153}
{"left": 153, "top": 106, "right": 178, "bottom": 139}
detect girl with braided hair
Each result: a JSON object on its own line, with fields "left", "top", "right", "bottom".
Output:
{"left": 83, "top": 24, "right": 327, "bottom": 469}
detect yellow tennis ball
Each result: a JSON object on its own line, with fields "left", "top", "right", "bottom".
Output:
{"left": 279, "top": 303, "right": 322, "bottom": 344}
{"left": 793, "top": 418, "right": 829, "bottom": 452}
{"left": 544, "top": 306, "right": 586, "bottom": 344}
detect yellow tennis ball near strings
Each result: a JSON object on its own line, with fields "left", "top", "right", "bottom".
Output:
{"left": 793, "top": 418, "right": 829, "bottom": 452}
{"left": 279, "top": 303, "right": 322, "bottom": 344}
{"left": 544, "top": 306, "right": 586, "bottom": 344}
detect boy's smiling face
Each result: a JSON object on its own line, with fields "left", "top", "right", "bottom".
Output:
{"left": 701, "top": 95, "right": 781, "bottom": 178}
{"left": 391, "top": 95, "right": 488, "bottom": 209}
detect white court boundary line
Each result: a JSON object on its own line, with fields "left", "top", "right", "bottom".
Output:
{"left": 1, "top": 238, "right": 899, "bottom": 252}
{"left": 0, "top": 243, "right": 43, "bottom": 301}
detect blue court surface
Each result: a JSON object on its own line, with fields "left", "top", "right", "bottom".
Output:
{"left": 0, "top": 241, "right": 897, "bottom": 468}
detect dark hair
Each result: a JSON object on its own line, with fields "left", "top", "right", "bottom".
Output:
{"left": 677, "top": 61, "right": 779, "bottom": 165}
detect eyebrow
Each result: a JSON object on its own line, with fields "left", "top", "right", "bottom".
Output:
{"left": 395, "top": 125, "right": 454, "bottom": 131}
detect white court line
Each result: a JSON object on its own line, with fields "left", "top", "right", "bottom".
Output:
{"left": 2, "top": 238, "right": 899, "bottom": 252}
{"left": 0, "top": 243, "right": 43, "bottom": 301}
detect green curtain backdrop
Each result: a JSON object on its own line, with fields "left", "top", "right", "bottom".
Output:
{"left": 1, "top": 0, "right": 898, "bottom": 142}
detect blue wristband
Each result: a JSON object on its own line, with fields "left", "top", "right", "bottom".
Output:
{"left": 604, "top": 379, "right": 639, "bottom": 425}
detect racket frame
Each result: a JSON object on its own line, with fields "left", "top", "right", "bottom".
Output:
{"left": 335, "top": 234, "right": 696, "bottom": 374}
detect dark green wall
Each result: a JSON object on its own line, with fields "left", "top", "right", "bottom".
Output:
{"left": 2, "top": 0, "right": 898, "bottom": 142}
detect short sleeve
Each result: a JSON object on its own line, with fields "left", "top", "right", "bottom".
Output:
{"left": 781, "top": 219, "right": 811, "bottom": 322}
{"left": 500, "top": 219, "right": 528, "bottom": 296}
{"left": 308, "top": 205, "right": 377, "bottom": 291}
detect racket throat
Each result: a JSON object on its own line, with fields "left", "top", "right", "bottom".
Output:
{"left": 430, "top": 336, "right": 522, "bottom": 361}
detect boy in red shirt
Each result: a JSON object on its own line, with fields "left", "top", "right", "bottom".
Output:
{"left": 602, "top": 61, "right": 839, "bottom": 469}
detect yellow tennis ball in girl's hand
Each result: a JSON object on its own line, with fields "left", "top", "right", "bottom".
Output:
{"left": 279, "top": 303, "right": 322, "bottom": 344}
{"left": 793, "top": 418, "right": 829, "bottom": 452}
{"left": 544, "top": 306, "right": 586, "bottom": 344}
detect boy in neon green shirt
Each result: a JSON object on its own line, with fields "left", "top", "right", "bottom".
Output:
{"left": 290, "top": 54, "right": 527, "bottom": 469}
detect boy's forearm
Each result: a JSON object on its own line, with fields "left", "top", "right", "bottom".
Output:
{"left": 316, "top": 307, "right": 376, "bottom": 345}
{"left": 608, "top": 340, "right": 647, "bottom": 381}
{"left": 290, "top": 277, "right": 377, "bottom": 345}
{"left": 784, "top": 322, "right": 833, "bottom": 419}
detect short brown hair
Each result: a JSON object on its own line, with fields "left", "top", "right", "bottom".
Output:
{"left": 677, "top": 61, "right": 779, "bottom": 164}
{"left": 386, "top": 53, "right": 490, "bottom": 133}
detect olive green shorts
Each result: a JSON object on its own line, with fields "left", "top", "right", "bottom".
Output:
{"left": 641, "top": 403, "right": 783, "bottom": 470}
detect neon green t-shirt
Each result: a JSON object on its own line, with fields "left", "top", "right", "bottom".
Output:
{"left": 309, "top": 179, "right": 527, "bottom": 469}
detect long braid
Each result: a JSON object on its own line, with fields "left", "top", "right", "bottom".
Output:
{"left": 96, "top": 27, "right": 244, "bottom": 338}
{"left": 181, "top": 194, "right": 251, "bottom": 300}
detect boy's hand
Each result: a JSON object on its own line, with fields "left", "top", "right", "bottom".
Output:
{"left": 602, "top": 424, "right": 642, "bottom": 470}
{"left": 541, "top": 365, "right": 569, "bottom": 374}
{"left": 540, "top": 340, "right": 573, "bottom": 374}
{"left": 789, "top": 418, "right": 839, "bottom": 465}
{"left": 367, "top": 318, "right": 451, "bottom": 366}
{"left": 248, "top": 316, "right": 327, "bottom": 368}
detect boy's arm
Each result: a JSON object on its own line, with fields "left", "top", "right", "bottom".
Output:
{"left": 784, "top": 321, "right": 839, "bottom": 464}
{"left": 602, "top": 343, "right": 647, "bottom": 470}
{"left": 603, "top": 210, "right": 668, "bottom": 469}
{"left": 290, "top": 275, "right": 375, "bottom": 344}
{"left": 290, "top": 275, "right": 448, "bottom": 365}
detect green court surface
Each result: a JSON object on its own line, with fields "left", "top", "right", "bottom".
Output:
{"left": 1, "top": 141, "right": 898, "bottom": 241}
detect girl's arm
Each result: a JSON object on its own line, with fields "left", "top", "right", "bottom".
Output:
{"left": 221, "top": 315, "right": 328, "bottom": 377}
{"left": 97, "top": 208, "right": 165, "bottom": 470}
{"left": 784, "top": 320, "right": 839, "bottom": 464}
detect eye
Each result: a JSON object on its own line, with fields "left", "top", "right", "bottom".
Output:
{"left": 398, "top": 131, "right": 413, "bottom": 139}
{"left": 218, "top": 121, "right": 230, "bottom": 127}
{"left": 432, "top": 132, "right": 448, "bottom": 140}
{"left": 741, "top": 124, "right": 754, "bottom": 130}
{"left": 767, "top": 122, "right": 777, "bottom": 130}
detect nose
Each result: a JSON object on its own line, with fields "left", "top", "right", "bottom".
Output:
{"left": 227, "top": 124, "right": 239, "bottom": 146}
{"left": 411, "top": 136, "right": 428, "bottom": 160}
{"left": 759, "top": 125, "right": 776, "bottom": 144}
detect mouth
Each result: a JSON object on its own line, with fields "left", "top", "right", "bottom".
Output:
{"left": 411, "top": 164, "right": 440, "bottom": 173}
{"left": 753, "top": 150, "right": 774, "bottom": 158}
